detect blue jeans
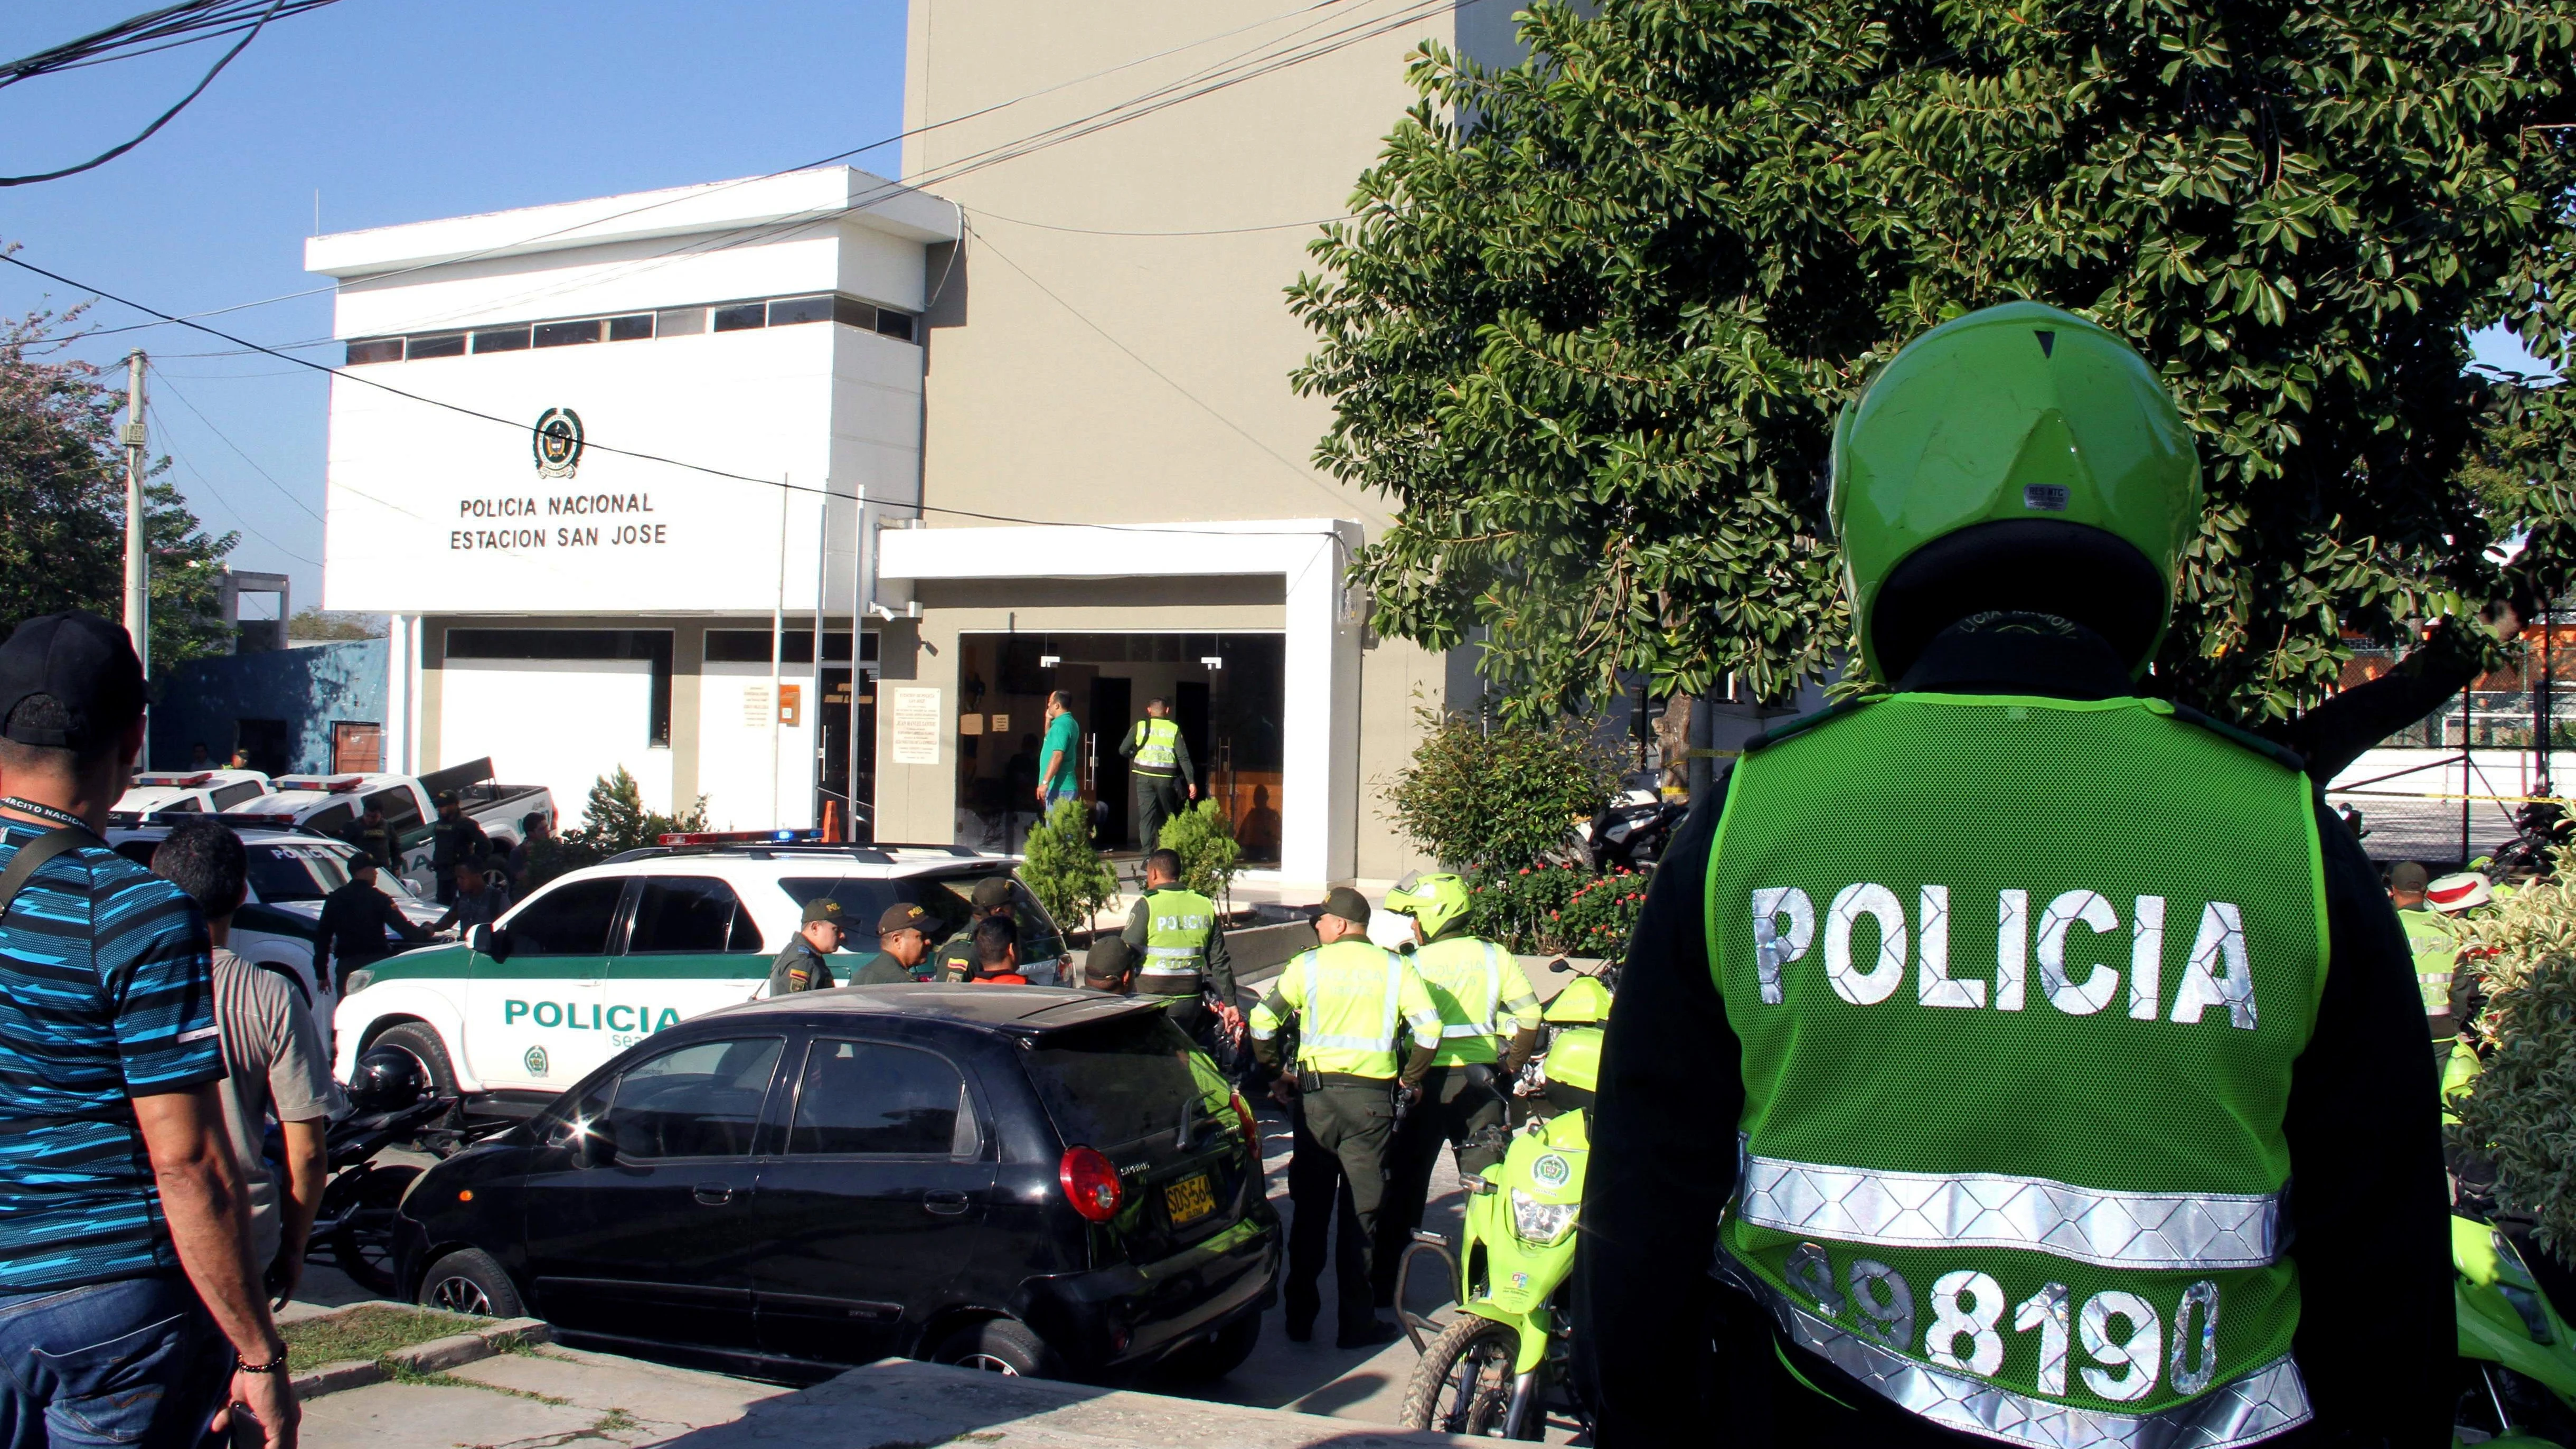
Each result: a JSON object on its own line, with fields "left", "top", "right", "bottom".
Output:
{"left": 0, "top": 1275, "right": 227, "bottom": 1449}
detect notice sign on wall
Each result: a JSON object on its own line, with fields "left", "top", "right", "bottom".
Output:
{"left": 744, "top": 685, "right": 770, "bottom": 727}
{"left": 891, "top": 688, "right": 941, "bottom": 766}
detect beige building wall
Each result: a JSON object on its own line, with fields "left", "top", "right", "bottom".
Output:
{"left": 896, "top": 0, "right": 1524, "bottom": 879}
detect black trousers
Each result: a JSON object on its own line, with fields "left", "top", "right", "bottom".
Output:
{"left": 1284, "top": 1094, "right": 1374, "bottom": 1337}
{"left": 1133, "top": 775, "right": 1184, "bottom": 851}
{"left": 1372, "top": 1062, "right": 1510, "bottom": 1305}
{"left": 1292, "top": 1082, "right": 1397, "bottom": 1333}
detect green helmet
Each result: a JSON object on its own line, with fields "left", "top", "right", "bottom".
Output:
{"left": 1384, "top": 871, "right": 1473, "bottom": 941}
{"left": 1830, "top": 302, "right": 2202, "bottom": 682}
{"left": 1544, "top": 976, "right": 1612, "bottom": 1024}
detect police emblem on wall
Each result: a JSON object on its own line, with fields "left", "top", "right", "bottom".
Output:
{"left": 531, "top": 408, "right": 584, "bottom": 479}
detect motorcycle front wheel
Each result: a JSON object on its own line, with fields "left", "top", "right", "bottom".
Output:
{"left": 317, "top": 1164, "right": 419, "bottom": 1295}
{"left": 1400, "top": 1314, "right": 1543, "bottom": 1439}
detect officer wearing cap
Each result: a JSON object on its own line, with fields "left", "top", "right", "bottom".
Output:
{"left": 1083, "top": 936, "right": 1135, "bottom": 993}
{"left": 1249, "top": 887, "right": 1442, "bottom": 1348}
{"left": 1582, "top": 304, "right": 2444, "bottom": 1443}
{"left": 429, "top": 792, "right": 487, "bottom": 907}
{"left": 769, "top": 899, "right": 846, "bottom": 994}
{"left": 849, "top": 902, "right": 934, "bottom": 985}
{"left": 1120, "top": 847, "right": 1239, "bottom": 1044}
{"left": 341, "top": 798, "right": 393, "bottom": 872}
{"left": 935, "top": 877, "right": 1019, "bottom": 982}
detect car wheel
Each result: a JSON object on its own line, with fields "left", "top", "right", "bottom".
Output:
{"left": 929, "top": 1318, "right": 1063, "bottom": 1378}
{"left": 418, "top": 1247, "right": 524, "bottom": 1320}
{"left": 1155, "top": 1312, "right": 1260, "bottom": 1383}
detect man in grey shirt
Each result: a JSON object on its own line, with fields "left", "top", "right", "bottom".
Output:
{"left": 154, "top": 822, "right": 340, "bottom": 1303}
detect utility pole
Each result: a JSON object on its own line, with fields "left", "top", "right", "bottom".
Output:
{"left": 121, "top": 350, "right": 149, "bottom": 674}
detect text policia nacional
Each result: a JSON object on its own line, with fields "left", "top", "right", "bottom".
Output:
{"left": 1750, "top": 885, "right": 2259, "bottom": 1027}
{"left": 451, "top": 493, "right": 668, "bottom": 551}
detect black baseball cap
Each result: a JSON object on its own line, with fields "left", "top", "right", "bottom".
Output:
{"left": 1321, "top": 886, "right": 1371, "bottom": 927}
{"left": 0, "top": 612, "right": 146, "bottom": 751}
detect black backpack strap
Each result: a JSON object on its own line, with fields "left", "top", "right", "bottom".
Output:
{"left": 0, "top": 826, "right": 95, "bottom": 922}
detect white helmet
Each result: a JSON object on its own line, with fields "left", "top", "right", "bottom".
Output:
{"left": 2427, "top": 871, "right": 2494, "bottom": 915}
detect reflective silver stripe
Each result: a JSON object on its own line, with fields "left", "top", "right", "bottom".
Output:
{"left": 1147, "top": 945, "right": 1202, "bottom": 958}
{"left": 1720, "top": 1257, "right": 2309, "bottom": 1448}
{"left": 1439, "top": 1023, "right": 1493, "bottom": 1038}
{"left": 1479, "top": 942, "right": 1502, "bottom": 1030}
{"left": 1138, "top": 964, "right": 1201, "bottom": 975}
{"left": 1248, "top": 1024, "right": 1279, "bottom": 1040}
{"left": 1306, "top": 1031, "right": 1399, "bottom": 1050}
{"left": 1738, "top": 1146, "right": 2280, "bottom": 1271}
{"left": 1381, "top": 952, "right": 1401, "bottom": 1047}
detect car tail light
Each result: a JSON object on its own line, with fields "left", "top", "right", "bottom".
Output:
{"left": 1058, "top": 1146, "right": 1122, "bottom": 1223}
{"left": 1229, "top": 1089, "right": 1256, "bottom": 1148}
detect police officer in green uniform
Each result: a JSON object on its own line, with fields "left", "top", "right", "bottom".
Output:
{"left": 1251, "top": 887, "right": 1443, "bottom": 1348}
{"left": 430, "top": 792, "right": 488, "bottom": 906}
{"left": 1118, "top": 697, "right": 1196, "bottom": 852}
{"left": 341, "top": 798, "right": 394, "bottom": 872}
{"left": 1371, "top": 870, "right": 1541, "bottom": 1307}
{"left": 1119, "top": 848, "right": 1240, "bottom": 1044}
{"left": 1580, "top": 303, "right": 2447, "bottom": 1444}
{"left": 768, "top": 898, "right": 845, "bottom": 994}
{"left": 849, "top": 902, "right": 934, "bottom": 985}
{"left": 934, "top": 877, "right": 1017, "bottom": 982}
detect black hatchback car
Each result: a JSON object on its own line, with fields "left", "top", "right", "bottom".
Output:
{"left": 390, "top": 985, "right": 1279, "bottom": 1382}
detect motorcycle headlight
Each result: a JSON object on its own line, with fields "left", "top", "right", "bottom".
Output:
{"left": 1509, "top": 1188, "right": 1577, "bottom": 1246}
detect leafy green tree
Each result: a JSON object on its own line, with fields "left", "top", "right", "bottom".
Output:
{"left": 1293, "top": 0, "right": 2576, "bottom": 725}
{"left": 1157, "top": 799, "right": 1245, "bottom": 901}
{"left": 2452, "top": 861, "right": 2576, "bottom": 1255}
{"left": 0, "top": 297, "right": 236, "bottom": 668}
{"left": 1383, "top": 709, "right": 1618, "bottom": 870}
{"left": 536, "top": 767, "right": 712, "bottom": 884}
{"left": 1021, "top": 798, "right": 1119, "bottom": 940}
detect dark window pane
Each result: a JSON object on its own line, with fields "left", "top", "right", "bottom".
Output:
{"left": 534, "top": 319, "right": 603, "bottom": 348}
{"left": 767, "top": 295, "right": 832, "bottom": 327}
{"left": 875, "top": 310, "right": 915, "bottom": 342}
{"left": 365, "top": 787, "right": 422, "bottom": 831}
{"left": 345, "top": 338, "right": 402, "bottom": 365}
{"left": 605, "top": 1037, "right": 782, "bottom": 1160}
{"left": 860, "top": 632, "right": 880, "bottom": 662}
{"left": 509, "top": 878, "right": 624, "bottom": 955}
{"left": 156, "top": 797, "right": 202, "bottom": 814}
{"left": 606, "top": 314, "right": 653, "bottom": 342}
{"left": 406, "top": 333, "right": 465, "bottom": 360}
{"left": 211, "top": 781, "right": 264, "bottom": 810}
{"left": 711, "top": 304, "right": 766, "bottom": 333}
{"left": 655, "top": 307, "right": 704, "bottom": 337}
{"left": 473, "top": 327, "right": 530, "bottom": 353}
{"left": 628, "top": 876, "right": 761, "bottom": 954}
{"left": 304, "top": 802, "right": 355, "bottom": 835}
{"left": 1024, "top": 1012, "right": 1216, "bottom": 1149}
{"left": 789, "top": 1040, "right": 965, "bottom": 1156}
{"left": 831, "top": 297, "right": 877, "bottom": 332}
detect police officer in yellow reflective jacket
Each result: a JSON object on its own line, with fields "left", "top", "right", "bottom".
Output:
{"left": 1251, "top": 886, "right": 1442, "bottom": 1349}
{"left": 1120, "top": 847, "right": 1239, "bottom": 1045}
{"left": 1578, "top": 303, "right": 2448, "bottom": 1446}
{"left": 1372, "top": 870, "right": 1540, "bottom": 1308}
{"left": 1118, "top": 697, "right": 1196, "bottom": 852}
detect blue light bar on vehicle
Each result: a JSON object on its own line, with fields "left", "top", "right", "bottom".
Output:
{"left": 656, "top": 829, "right": 825, "bottom": 846}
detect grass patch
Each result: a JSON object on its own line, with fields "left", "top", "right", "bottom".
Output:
{"left": 282, "top": 1305, "right": 477, "bottom": 1373}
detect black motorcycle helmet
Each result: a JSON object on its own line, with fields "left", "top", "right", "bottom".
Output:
{"left": 347, "top": 1047, "right": 429, "bottom": 1113}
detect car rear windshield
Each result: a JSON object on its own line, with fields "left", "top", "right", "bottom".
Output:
{"left": 1021, "top": 1012, "right": 1228, "bottom": 1151}
{"left": 778, "top": 872, "right": 1066, "bottom": 959}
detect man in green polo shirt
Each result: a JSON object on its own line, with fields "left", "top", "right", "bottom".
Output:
{"left": 1037, "top": 690, "right": 1081, "bottom": 813}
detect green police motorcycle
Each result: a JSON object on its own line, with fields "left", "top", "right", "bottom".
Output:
{"left": 1396, "top": 964, "right": 1611, "bottom": 1438}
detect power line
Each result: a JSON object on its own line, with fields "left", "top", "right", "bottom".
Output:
{"left": 0, "top": 0, "right": 294, "bottom": 187}
{"left": 71, "top": 0, "right": 1383, "bottom": 339}
{"left": 1, "top": 0, "right": 334, "bottom": 86}
{"left": 2, "top": 250, "right": 1341, "bottom": 544}
{"left": 146, "top": 399, "right": 321, "bottom": 566}
{"left": 148, "top": 365, "right": 323, "bottom": 521}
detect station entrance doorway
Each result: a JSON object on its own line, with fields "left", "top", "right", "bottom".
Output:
{"left": 952, "top": 632, "right": 1284, "bottom": 862}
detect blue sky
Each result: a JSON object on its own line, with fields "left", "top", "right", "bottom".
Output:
{"left": 0, "top": 1, "right": 910, "bottom": 609}
{"left": 0, "top": 3, "right": 2555, "bottom": 614}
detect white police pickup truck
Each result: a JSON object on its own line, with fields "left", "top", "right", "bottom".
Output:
{"left": 331, "top": 835, "right": 1070, "bottom": 1118}
{"left": 104, "top": 823, "right": 446, "bottom": 1043}
{"left": 111, "top": 769, "right": 272, "bottom": 821}
{"left": 223, "top": 759, "right": 554, "bottom": 898}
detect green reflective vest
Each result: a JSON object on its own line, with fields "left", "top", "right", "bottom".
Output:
{"left": 1251, "top": 939, "right": 1442, "bottom": 1078}
{"left": 1132, "top": 718, "right": 1181, "bottom": 775}
{"left": 2397, "top": 907, "right": 2460, "bottom": 1019}
{"left": 1706, "top": 693, "right": 2325, "bottom": 1438}
{"left": 1140, "top": 887, "right": 1217, "bottom": 994}
{"left": 1411, "top": 935, "right": 1542, "bottom": 1066}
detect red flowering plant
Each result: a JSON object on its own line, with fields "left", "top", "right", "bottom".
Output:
{"left": 1463, "top": 861, "right": 1650, "bottom": 957}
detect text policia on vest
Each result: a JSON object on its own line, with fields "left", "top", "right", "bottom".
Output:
{"left": 1748, "top": 884, "right": 2258, "bottom": 1028}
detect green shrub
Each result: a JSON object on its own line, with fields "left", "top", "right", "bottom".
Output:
{"left": 1021, "top": 798, "right": 1119, "bottom": 941}
{"left": 528, "top": 767, "right": 710, "bottom": 888}
{"left": 2453, "top": 868, "right": 2576, "bottom": 1257}
{"left": 1383, "top": 709, "right": 1618, "bottom": 871}
{"left": 1464, "top": 861, "right": 1651, "bottom": 957}
{"left": 1157, "top": 799, "right": 1244, "bottom": 901}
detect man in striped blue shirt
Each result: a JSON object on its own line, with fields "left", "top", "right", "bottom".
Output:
{"left": 0, "top": 613, "right": 295, "bottom": 1449}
